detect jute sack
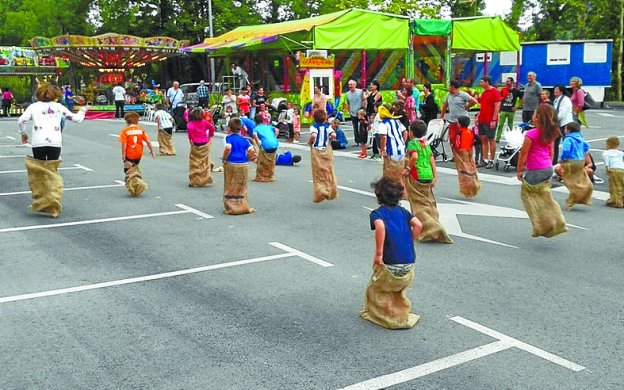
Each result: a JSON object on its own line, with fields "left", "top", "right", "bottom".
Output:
{"left": 188, "top": 143, "right": 213, "bottom": 187}
{"left": 253, "top": 148, "right": 276, "bottom": 182}
{"left": 520, "top": 179, "right": 568, "bottom": 238}
{"left": 383, "top": 156, "right": 407, "bottom": 198}
{"left": 125, "top": 164, "right": 148, "bottom": 197}
{"left": 310, "top": 146, "right": 338, "bottom": 203}
{"left": 157, "top": 130, "right": 176, "bottom": 156}
{"left": 360, "top": 263, "right": 420, "bottom": 330}
{"left": 607, "top": 168, "right": 624, "bottom": 208}
{"left": 453, "top": 148, "right": 481, "bottom": 198}
{"left": 561, "top": 160, "right": 592, "bottom": 209}
{"left": 25, "top": 156, "right": 63, "bottom": 217}
{"left": 405, "top": 177, "right": 453, "bottom": 243}
{"left": 223, "top": 162, "right": 254, "bottom": 215}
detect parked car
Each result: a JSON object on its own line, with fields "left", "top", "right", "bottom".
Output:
{"left": 180, "top": 82, "right": 224, "bottom": 107}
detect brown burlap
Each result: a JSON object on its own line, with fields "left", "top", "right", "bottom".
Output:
{"left": 452, "top": 149, "right": 481, "bottom": 198}
{"left": 157, "top": 130, "right": 176, "bottom": 156}
{"left": 188, "top": 143, "right": 213, "bottom": 187}
{"left": 405, "top": 177, "right": 453, "bottom": 243}
{"left": 223, "top": 162, "right": 254, "bottom": 215}
{"left": 607, "top": 168, "right": 624, "bottom": 208}
{"left": 310, "top": 146, "right": 338, "bottom": 203}
{"left": 383, "top": 156, "right": 407, "bottom": 198}
{"left": 25, "top": 156, "right": 63, "bottom": 217}
{"left": 253, "top": 148, "right": 276, "bottom": 182}
{"left": 125, "top": 164, "right": 148, "bottom": 197}
{"left": 561, "top": 160, "right": 593, "bottom": 209}
{"left": 360, "top": 263, "right": 420, "bottom": 330}
{"left": 520, "top": 179, "right": 568, "bottom": 238}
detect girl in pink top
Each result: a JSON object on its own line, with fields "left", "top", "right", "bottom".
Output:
{"left": 258, "top": 103, "right": 271, "bottom": 125}
{"left": 186, "top": 107, "right": 215, "bottom": 146}
{"left": 404, "top": 88, "right": 417, "bottom": 122}
{"left": 237, "top": 89, "right": 251, "bottom": 117}
{"left": 292, "top": 106, "right": 301, "bottom": 143}
{"left": 517, "top": 105, "right": 560, "bottom": 184}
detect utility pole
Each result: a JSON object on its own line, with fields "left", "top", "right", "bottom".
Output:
{"left": 208, "top": 0, "right": 216, "bottom": 92}
{"left": 618, "top": 0, "right": 623, "bottom": 101}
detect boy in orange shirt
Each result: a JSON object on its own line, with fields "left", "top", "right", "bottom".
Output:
{"left": 120, "top": 112, "right": 155, "bottom": 173}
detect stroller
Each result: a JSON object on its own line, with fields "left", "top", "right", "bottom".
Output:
{"left": 269, "top": 97, "right": 288, "bottom": 123}
{"left": 494, "top": 125, "right": 525, "bottom": 171}
{"left": 425, "top": 119, "right": 451, "bottom": 162}
{"left": 172, "top": 104, "right": 187, "bottom": 132}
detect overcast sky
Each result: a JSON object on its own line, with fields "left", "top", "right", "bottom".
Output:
{"left": 483, "top": 0, "right": 512, "bottom": 17}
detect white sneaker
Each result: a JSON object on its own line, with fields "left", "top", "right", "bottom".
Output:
{"left": 293, "top": 140, "right": 300, "bottom": 144}
{"left": 593, "top": 175, "right": 604, "bottom": 184}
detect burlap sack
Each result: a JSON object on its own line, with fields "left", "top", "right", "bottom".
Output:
{"left": 453, "top": 149, "right": 481, "bottom": 198}
{"left": 25, "top": 156, "right": 63, "bottom": 217}
{"left": 223, "top": 162, "right": 254, "bottom": 215}
{"left": 405, "top": 177, "right": 453, "bottom": 243}
{"left": 383, "top": 156, "right": 407, "bottom": 198}
{"left": 310, "top": 146, "right": 338, "bottom": 203}
{"left": 360, "top": 263, "right": 420, "bottom": 330}
{"left": 157, "top": 130, "right": 176, "bottom": 156}
{"left": 188, "top": 143, "right": 213, "bottom": 187}
{"left": 561, "top": 160, "right": 592, "bottom": 209}
{"left": 253, "top": 148, "right": 276, "bottom": 182}
{"left": 607, "top": 168, "right": 624, "bottom": 208}
{"left": 520, "top": 179, "right": 568, "bottom": 238}
{"left": 125, "top": 164, "right": 148, "bottom": 197}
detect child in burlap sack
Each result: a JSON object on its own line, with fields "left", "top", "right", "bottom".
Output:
{"left": 120, "top": 112, "right": 155, "bottom": 197}
{"left": 222, "top": 117, "right": 256, "bottom": 215}
{"left": 360, "top": 177, "right": 423, "bottom": 330}
{"left": 602, "top": 136, "right": 624, "bottom": 208}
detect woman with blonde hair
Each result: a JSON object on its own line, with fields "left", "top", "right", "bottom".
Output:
{"left": 18, "top": 82, "right": 88, "bottom": 217}
{"left": 570, "top": 76, "right": 587, "bottom": 127}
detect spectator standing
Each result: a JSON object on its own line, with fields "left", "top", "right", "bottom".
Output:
{"left": 440, "top": 80, "right": 478, "bottom": 151}
{"left": 2, "top": 87, "right": 13, "bottom": 117}
{"left": 237, "top": 88, "right": 251, "bottom": 118}
{"left": 221, "top": 87, "right": 238, "bottom": 113}
{"left": 196, "top": 80, "right": 209, "bottom": 108}
{"left": 521, "top": 71, "right": 542, "bottom": 123}
{"left": 252, "top": 87, "right": 267, "bottom": 119}
{"left": 476, "top": 76, "right": 502, "bottom": 169}
{"left": 64, "top": 86, "right": 74, "bottom": 112}
{"left": 570, "top": 76, "right": 587, "bottom": 128}
{"left": 166, "top": 81, "right": 184, "bottom": 113}
{"left": 404, "top": 87, "right": 417, "bottom": 123}
{"left": 364, "top": 79, "right": 382, "bottom": 118}
{"left": 421, "top": 83, "right": 439, "bottom": 124}
{"left": 553, "top": 85, "right": 574, "bottom": 164}
{"left": 231, "top": 63, "right": 249, "bottom": 89}
{"left": 345, "top": 80, "right": 365, "bottom": 144}
{"left": 112, "top": 82, "right": 126, "bottom": 119}
{"left": 312, "top": 86, "right": 327, "bottom": 113}
{"left": 496, "top": 77, "right": 521, "bottom": 142}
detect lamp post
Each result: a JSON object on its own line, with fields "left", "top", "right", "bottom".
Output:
{"left": 208, "top": 0, "right": 216, "bottom": 92}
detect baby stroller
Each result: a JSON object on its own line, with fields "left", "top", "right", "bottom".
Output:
{"left": 209, "top": 104, "right": 222, "bottom": 125}
{"left": 425, "top": 119, "right": 451, "bottom": 162}
{"left": 172, "top": 104, "right": 187, "bottom": 132}
{"left": 494, "top": 125, "right": 525, "bottom": 171}
{"left": 269, "top": 97, "right": 288, "bottom": 123}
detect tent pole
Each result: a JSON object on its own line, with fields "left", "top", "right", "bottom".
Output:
{"left": 284, "top": 56, "right": 290, "bottom": 92}
{"left": 445, "top": 36, "right": 451, "bottom": 86}
{"left": 516, "top": 50, "right": 521, "bottom": 88}
{"left": 361, "top": 50, "right": 367, "bottom": 88}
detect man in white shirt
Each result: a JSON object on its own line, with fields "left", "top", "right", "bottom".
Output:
{"left": 112, "top": 82, "right": 126, "bottom": 119}
{"left": 166, "top": 81, "right": 184, "bottom": 112}
{"left": 553, "top": 85, "right": 573, "bottom": 163}
{"left": 231, "top": 63, "right": 249, "bottom": 89}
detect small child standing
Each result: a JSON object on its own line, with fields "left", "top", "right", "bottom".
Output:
{"left": 222, "top": 117, "right": 256, "bottom": 214}
{"left": 258, "top": 103, "right": 271, "bottom": 125}
{"left": 292, "top": 106, "right": 301, "bottom": 143}
{"left": 153, "top": 103, "right": 176, "bottom": 156}
{"left": 285, "top": 101, "right": 295, "bottom": 142}
{"left": 356, "top": 108, "right": 369, "bottom": 158}
{"left": 120, "top": 112, "right": 155, "bottom": 196}
{"left": 308, "top": 109, "right": 338, "bottom": 203}
{"left": 360, "top": 177, "right": 423, "bottom": 330}
{"left": 370, "top": 102, "right": 383, "bottom": 160}
{"left": 602, "top": 136, "right": 624, "bottom": 208}
{"left": 186, "top": 107, "right": 216, "bottom": 187}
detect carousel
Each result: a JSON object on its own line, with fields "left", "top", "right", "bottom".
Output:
{"left": 30, "top": 33, "right": 188, "bottom": 118}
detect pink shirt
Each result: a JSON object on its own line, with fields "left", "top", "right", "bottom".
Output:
{"left": 525, "top": 128, "right": 553, "bottom": 170}
{"left": 186, "top": 119, "right": 215, "bottom": 145}
{"left": 293, "top": 114, "right": 301, "bottom": 133}
{"left": 404, "top": 96, "right": 416, "bottom": 122}
{"left": 570, "top": 89, "right": 585, "bottom": 111}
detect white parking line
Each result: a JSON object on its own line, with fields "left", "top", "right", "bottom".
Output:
{"left": 0, "top": 242, "right": 332, "bottom": 304}
{"left": 0, "top": 180, "right": 124, "bottom": 196}
{"left": 0, "top": 203, "right": 213, "bottom": 234}
{"left": 5, "top": 135, "right": 15, "bottom": 140}
{"left": 0, "top": 163, "right": 93, "bottom": 174}
{"left": 340, "top": 316, "right": 584, "bottom": 389}
{"left": 0, "top": 144, "right": 28, "bottom": 148}
{"left": 586, "top": 135, "right": 624, "bottom": 143}
{"left": 596, "top": 112, "right": 616, "bottom": 117}
{"left": 0, "top": 155, "right": 25, "bottom": 159}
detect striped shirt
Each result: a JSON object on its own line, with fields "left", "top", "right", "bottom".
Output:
{"left": 378, "top": 118, "right": 407, "bottom": 158}
{"left": 310, "top": 123, "right": 334, "bottom": 150}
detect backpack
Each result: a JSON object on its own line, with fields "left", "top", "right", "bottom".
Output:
{"left": 582, "top": 90, "right": 597, "bottom": 111}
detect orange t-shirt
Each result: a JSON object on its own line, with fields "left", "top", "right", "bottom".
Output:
{"left": 119, "top": 124, "right": 150, "bottom": 160}
{"left": 457, "top": 127, "right": 474, "bottom": 151}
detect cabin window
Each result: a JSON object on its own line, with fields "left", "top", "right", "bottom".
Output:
{"left": 475, "top": 52, "right": 492, "bottom": 63}
{"left": 584, "top": 42, "right": 608, "bottom": 63}
{"left": 547, "top": 44, "right": 570, "bottom": 65}
{"left": 500, "top": 51, "right": 520, "bottom": 66}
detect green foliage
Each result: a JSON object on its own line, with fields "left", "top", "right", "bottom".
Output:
{"left": 0, "top": 76, "right": 31, "bottom": 103}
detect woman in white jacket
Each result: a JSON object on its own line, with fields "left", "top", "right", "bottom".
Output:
{"left": 17, "top": 82, "right": 87, "bottom": 217}
{"left": 552, "top": 85, "right": 573, "bottom": 164}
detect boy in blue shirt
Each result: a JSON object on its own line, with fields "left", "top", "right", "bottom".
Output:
{"left": 222, "top": 118, "right": 256, "bottom": 215}
{"left": 252, "top": 114, "right": 279, "bottom": 182}
{"left": 329, "top": 118, "right": 348, "bottom": 150}
{"left": 553, "top": 122, "right": 593, "bottom": 209}
{"left": 308, "top": 109, "right": 338, "bottom": 203}
{"left": 360, "top": 177, "right": 423, "bottom": 329}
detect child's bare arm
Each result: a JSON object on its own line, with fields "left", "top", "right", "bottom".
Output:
{"left": 222, "top": 144, "right": 232, "bottom": 162}
{"left": 373, "top": 219, "right": 385, "bottom": 265}
{"left": 308, "top": 133, "right": 317, "bottom": 146}
{"left": 121, "top": 143, "right": 127, "bottom": 161}
{"left": 430, "top": 155, "right": 438, "bottom": 186}
{"left": 410, "top": 216, "right": 423, "bottom": 241}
